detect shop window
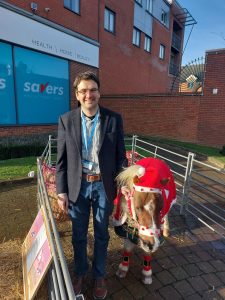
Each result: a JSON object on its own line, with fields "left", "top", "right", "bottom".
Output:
{"left": 104, "top": 8, "right": 115, "bottom": 33}
{"left": 64, "top": 0, "right": 80, "bottom": 14}
{"left": 133, "top": 28, "right": 141, "bottom": 47}
{"left": 14, "top": 47, "right": 69, "bottom": 124}
{"left": 0, "top": 42, "right": 16, "bottom": 125}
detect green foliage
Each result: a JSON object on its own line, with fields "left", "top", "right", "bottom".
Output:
{"left": 0, "top": 144, "right": 44, "bottom": 160}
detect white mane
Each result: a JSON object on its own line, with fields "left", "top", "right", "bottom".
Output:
{"left": 116, "top": 164, "right": 142, "bottom": 190}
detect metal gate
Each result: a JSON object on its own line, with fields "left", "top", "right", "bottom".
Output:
{"left": 37, "top": 136, "right": 84, "bottom": 300}
{"left": 128, "top": 136, "right": 225, "bottom": 239}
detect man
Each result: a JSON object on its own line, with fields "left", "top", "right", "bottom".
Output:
{"left": 56, "top": 71, "right": 127, "bottom": 299}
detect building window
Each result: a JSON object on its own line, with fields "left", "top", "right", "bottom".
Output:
{"left": 146, "top": 0, "right": 153, "bottom": 13}
{"left": 161, "top": 9, "right": 167, "bottom": 25}
{"left": 133, "top": 28, "right": 141, "bottom": 47}
{"left": 144, "top": 35, "right": 151, "bottom": 52}
{"left": 104, "top": 8, "right": 115, "bottom": 33}
{"left": 0, "top": 42, "right": 16, "bottom": 125}
{"left": 135, "top": 0, "right": 142, "bottom": 6}
{"left": 159, "top": 44, "right": 165, "bottom": 59}
{"left": 64, "top": 0, "right": 80, "bottom": 14}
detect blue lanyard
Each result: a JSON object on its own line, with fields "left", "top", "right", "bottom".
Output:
{"left": 81, "top": 110, "right": 99, "bottom": 154}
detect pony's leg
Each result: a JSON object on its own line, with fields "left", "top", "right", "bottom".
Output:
{"left": 116, "top": 239, "right": 134, "bottom": 278}
{"left": 142, "top": 255, "right": 153, "bottom": 284}
{"left": 163, "top": 213, "right": 170, "bottom": 237}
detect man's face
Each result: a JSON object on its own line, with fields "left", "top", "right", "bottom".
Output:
{"left": 76, "top": 79, "right": 100, "bottom": 112}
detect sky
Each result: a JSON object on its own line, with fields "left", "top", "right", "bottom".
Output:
{"left": 177, "top": 0, "right": 225, "bottom": 65}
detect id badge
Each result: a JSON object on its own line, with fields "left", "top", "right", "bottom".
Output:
{"left": 82, "top": 159, "right": 94, "bottom": 171}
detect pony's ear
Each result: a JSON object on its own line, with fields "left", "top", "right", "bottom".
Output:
{"left": 160, "top": 177, "right": 170, "bottom": 186}
{"left": 133, "top": 175, "right": 140, "bottom": 184}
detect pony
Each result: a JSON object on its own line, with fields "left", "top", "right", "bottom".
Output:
{"left": 112, "top": 157, "right": 176, "bottom": 284}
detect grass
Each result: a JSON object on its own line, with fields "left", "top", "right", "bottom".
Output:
{"left": 0, "top": 156, "right": 37, "bottom": 180}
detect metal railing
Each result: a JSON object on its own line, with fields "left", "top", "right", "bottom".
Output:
{"left": 172, "top": 32, "right": 181, "bottom": 51}
{"left": 169, "top": 62, "right": 179, "bottom": 76}
{"left": 37, "top": 139, "right": 84, "bottom": 299}
{"left": 185, "top": 158, "right": 225, "bottom": 239}
{"left": 44, "top": 136, "right": 225, "bottom": 239}
{"left": 130, "top": 136, "right": 225, "bottom": 239}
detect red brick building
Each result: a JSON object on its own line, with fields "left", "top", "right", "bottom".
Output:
{"left": 4, "top": 1, "right": 224, "bottom": 149}
{"left": 0, "top": 0, "right": 189, "bottom": 135}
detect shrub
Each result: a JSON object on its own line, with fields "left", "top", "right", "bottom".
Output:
{"left": 0, "top": 144, "right": 44, "bottom": 160}
{"left": 220, "top": 145, "right": 225, "bottom": 156}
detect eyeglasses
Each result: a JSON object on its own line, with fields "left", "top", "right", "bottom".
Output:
{"left": 77, "top": 88, "right": 99, "bottom": 95}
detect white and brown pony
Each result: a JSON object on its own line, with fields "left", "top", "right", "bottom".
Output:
{"left": 112, "top": 157, "right": 176, "bottom": 284}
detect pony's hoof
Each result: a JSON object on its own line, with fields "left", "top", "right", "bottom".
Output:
{"left": 142, "top": 276, "right": 152, "bottom": 285}
{"left": 116, "top": 268, "right": 128, "bottom": 278}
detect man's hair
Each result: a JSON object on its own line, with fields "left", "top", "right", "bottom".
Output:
{"left": 73, "top": 71, "right": 100, "bottom": 90}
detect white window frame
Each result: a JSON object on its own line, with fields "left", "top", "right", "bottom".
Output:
{"left": 104, "top": 8, "right": 115, "bottom": 33}
{"left": 133, "top": 28, "right": 141, "bottom": 47}
{"left": 159, "top": 44, "right": 165, "bottom": 59}
{"left": 64, "top": 0, "right": 80, "bottom": 14}
{"left": 144, "top": 35, "right": 151, "bottom": 52}
{"left": 161, "top": 9, "right": 167, "bottom": 25}
{"left": 146, "top": 0, "right": 153, "bottom": 14}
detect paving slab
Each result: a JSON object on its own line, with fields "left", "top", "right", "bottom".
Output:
{"left": 66, "top": 204, "right": 225, "bottom": 299}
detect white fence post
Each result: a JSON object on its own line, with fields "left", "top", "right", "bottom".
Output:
{"left": 180, "top": 152, "right": 195, "bottom": 215}
{"left": 131, "top": 135, "right": 138, "bottom": 164}
{"left": 48, "top": 135, "right": 52, "bottom": 165}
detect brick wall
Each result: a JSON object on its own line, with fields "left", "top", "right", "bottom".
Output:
{"left": 197, "top": 50, "right": 225, "bottom": 147}
{"left": 99, "top": 50, "right": 225, "bottom": 148}
{"left": 101, "top": 94, "right": 201, "bottom": 143}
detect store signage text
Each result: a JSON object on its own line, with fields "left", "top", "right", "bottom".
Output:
{"left": 24, "top": 82, "right": 64, "bottom": 95}
{"left": 0, "top": 78, "right": 6, "bottom": 89}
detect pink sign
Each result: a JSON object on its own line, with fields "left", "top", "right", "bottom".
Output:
{"left": 22, "top": 207, "right": 52, "bottom": 300}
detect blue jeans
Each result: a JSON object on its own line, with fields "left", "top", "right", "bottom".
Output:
{"left": 68, "top": 179, "right": 110, "bottom": 279}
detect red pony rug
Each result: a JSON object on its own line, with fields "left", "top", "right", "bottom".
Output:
{"left": 112, "top": 157, "right": 176, "bottom": 284}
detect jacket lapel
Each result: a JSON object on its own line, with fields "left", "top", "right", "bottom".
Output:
{"left": 72, "top": 107, "right": 82, "bottom": 155}
{"left": 98, "top": 106, "right": 109, "bottom": 152}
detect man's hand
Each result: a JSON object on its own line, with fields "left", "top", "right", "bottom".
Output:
{"left": 57, "top": 193, "right": 69, "bottom": 214}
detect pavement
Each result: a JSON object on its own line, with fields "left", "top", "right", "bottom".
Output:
{"left": 79, "top": 204, "right": 225, "bottom": 300}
